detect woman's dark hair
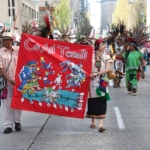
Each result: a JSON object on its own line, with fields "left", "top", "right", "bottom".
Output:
{"left": 62, "top": 34, "right": 67, "bottom": 38}
{"left": 49, "top": 33, "right": 53, "bottom": 39}
{"left": 94, "top": 43, "right": 99, "bottom": 51}
{"left": 94, "top": 41, "right": 105, "bottom": 51}
{"left": 41, "top": 27, "right": 50, "bottom": 38}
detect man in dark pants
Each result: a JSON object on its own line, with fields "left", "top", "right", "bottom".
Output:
{"left": 147, "top": 52, "right": 150, "bottom": 65}
{"left": 145, "top": 42, "right": 150, "bottom": 65}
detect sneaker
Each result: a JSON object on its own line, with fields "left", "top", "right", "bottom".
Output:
{"left": 14, "top": 122, "right": 21, "bottom": 131}
{"left": 4, "top": 127, "right": 12, "bottom": 134}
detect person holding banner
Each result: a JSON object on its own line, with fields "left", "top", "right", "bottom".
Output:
{"left": 0, "top": 32, "right": 22, "bottom": 134}
{"left": 85, "top": 38, "right": 113, "bottom": 132}
{"left": 62, "top": 34, "right": 69, "bottom": 42}
{"left": 79, "top": 35, "right": 90, "bottom": 45}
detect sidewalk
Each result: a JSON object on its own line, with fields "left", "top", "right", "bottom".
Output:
{"left": 0, "top": 108, "right": 49, "bottom": 150}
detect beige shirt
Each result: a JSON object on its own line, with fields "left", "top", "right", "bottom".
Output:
{"left": 0, "top": 46, "right": 19, "bottom": 80}
{"left": 89, "top": 53, "right": 113, "bottom": 98}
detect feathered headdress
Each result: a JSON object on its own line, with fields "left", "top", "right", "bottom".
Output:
{"left": 41, "top": 14, "right": 53, "bottom": 39}
{"left": 22, "top": 20, "right": 39, "bottom": 35}
{"left": 42, "top": 14, "right": 51, "bottom": 32}
{"left": 107, "top": 25, "right": 119, "bottom": 45}
{"left": 126, "top": 26, "right": 150, "bottom": 47}
{"left": 107, "top": 20, "right": 126, "bottom": 45}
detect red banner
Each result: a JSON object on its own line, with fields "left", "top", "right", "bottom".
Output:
{"left": 11, "top": 34, "right": 93, "bottom": 119}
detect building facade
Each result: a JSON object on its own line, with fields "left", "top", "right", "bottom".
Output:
{"left": 147, "top": 0, "right": 150, "bottom": 33}
{"left": 79, "top": 0, "right": 89, "bottom": 14}
{"left": 99, "top": 0, "right": 117, "bottom": 35}
{"left": 38, "top": 0, "right": 58, "bottom": 24}
{"left": 39, "top": 0, "right": 80, "bottom": 27}
{"left": 0, "top": 0, "right": 39, "bottom": 34}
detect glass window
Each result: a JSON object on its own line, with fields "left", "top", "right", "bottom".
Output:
{"left": 34, "top": 10, "right": 36, "bottom": 18}
{"left": 32, "top": 9, "right": 34, "bottom": 18}
{"left": 37, "top": 12, "right": 38, "bottom": 18}
{"left": 12, "top": 0, "right": 15, "bottom": 7}
{"left": 26, "top": 6, "right": 28, "bottom": 17}
{"left": 12, "top": 8, "right": 15, "bottom": 16}
{"left": 8, "top": 0, "right": 10, "bottom": 7}
{"left": 8, "top": 8, "right": 11, "bottom": 16}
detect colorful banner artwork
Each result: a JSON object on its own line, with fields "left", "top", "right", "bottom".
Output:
{"left": 11, "top": 34, "right": 93, "bottom": 119}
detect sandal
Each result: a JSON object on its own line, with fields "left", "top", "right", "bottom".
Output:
{"left": 98, "top": 127, "right": 106, "bottom": 132}
{"left": 90, "top": 124, "right": 96, "bottom": 128}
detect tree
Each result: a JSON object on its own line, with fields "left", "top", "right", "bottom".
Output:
{"left": 113, "top": 0, "right": 147, "bottom": 29}
{"left": 77, "top": 12, "right": 93, "bottom": 38}
{"left": 113, "top": 0, "right": 130, "bottom": 29}
{"left": 52, "top": 0, "right": 72, "bottom": 35}
{"left": 128, "top": 0, "right": 146, "bottom": 28}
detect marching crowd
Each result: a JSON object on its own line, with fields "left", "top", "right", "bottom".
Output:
{"left": 0, "top": 14, "right": 150, "bottom": 134}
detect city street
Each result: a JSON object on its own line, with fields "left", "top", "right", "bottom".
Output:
{"left": 0, "top": 66, "right": 150, "bottom": 150}
{"left": 0, "top": 0, "right": 150, "bottom": 150}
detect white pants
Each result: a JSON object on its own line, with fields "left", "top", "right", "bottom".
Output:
{"left": 1, "top": 85, "right": 22, "bottom": 129}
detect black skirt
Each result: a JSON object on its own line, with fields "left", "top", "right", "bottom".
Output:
{"left": 85, "top": 96, "right": 107, "bottom": 119}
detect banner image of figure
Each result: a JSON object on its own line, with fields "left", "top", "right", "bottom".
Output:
{"left": 11, "top": 34, "right": 93, "bottom": 119}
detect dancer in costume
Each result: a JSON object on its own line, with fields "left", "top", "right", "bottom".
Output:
{"left": 40, "top": 14, "right": 53, "bottom": 39}
{"left": 78, "top": 35, "right": 90, "bottom": 45}
{"left": 62, "top": 34, "right": 69, "bottom": 42}
{"left": 123, "top": 37, "right": 143, "bottom": 96}
{"left": 122, "top": 26, "right": 149, "bottom": 96}
{"left": 85, "top": 38, "right": 113, "bottom": 132}
{"left": 112, "top": 35, "right": 125, "bottom": 87}
{"left": 107, "top": 21, "right": 127, "bottom": 88}
{"left": 22, "top": 14, "right": 53, "bottom": 39}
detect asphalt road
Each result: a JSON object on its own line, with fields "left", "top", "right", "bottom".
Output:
{"left": 28, "top": 66, "right": 150, "bottom": 150}
{"left": 0, "top": 66, "right": 150, "bottom": 150}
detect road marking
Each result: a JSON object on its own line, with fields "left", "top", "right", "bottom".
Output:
{"left": 114, "top": 107, "right": 125, "bottom": 130}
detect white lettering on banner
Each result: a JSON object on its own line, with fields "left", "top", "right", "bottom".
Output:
{"left": 24, "top": 38, "right": 40, "bottom": 51}
{"left": 66, "top": 49, "right": 87, "bottom": 60}
{"left": 24, "top": 38, "right": 88, "bottom": 60}
{"left": 40, "top": 44, "right": 55, "bottom": 54}
{"left": 57, "top": 45, "right": 69, "bottom": 57}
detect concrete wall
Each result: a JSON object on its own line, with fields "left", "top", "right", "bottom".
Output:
{"left": 0, "top": 0, "right": 10, "bottom": 25}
